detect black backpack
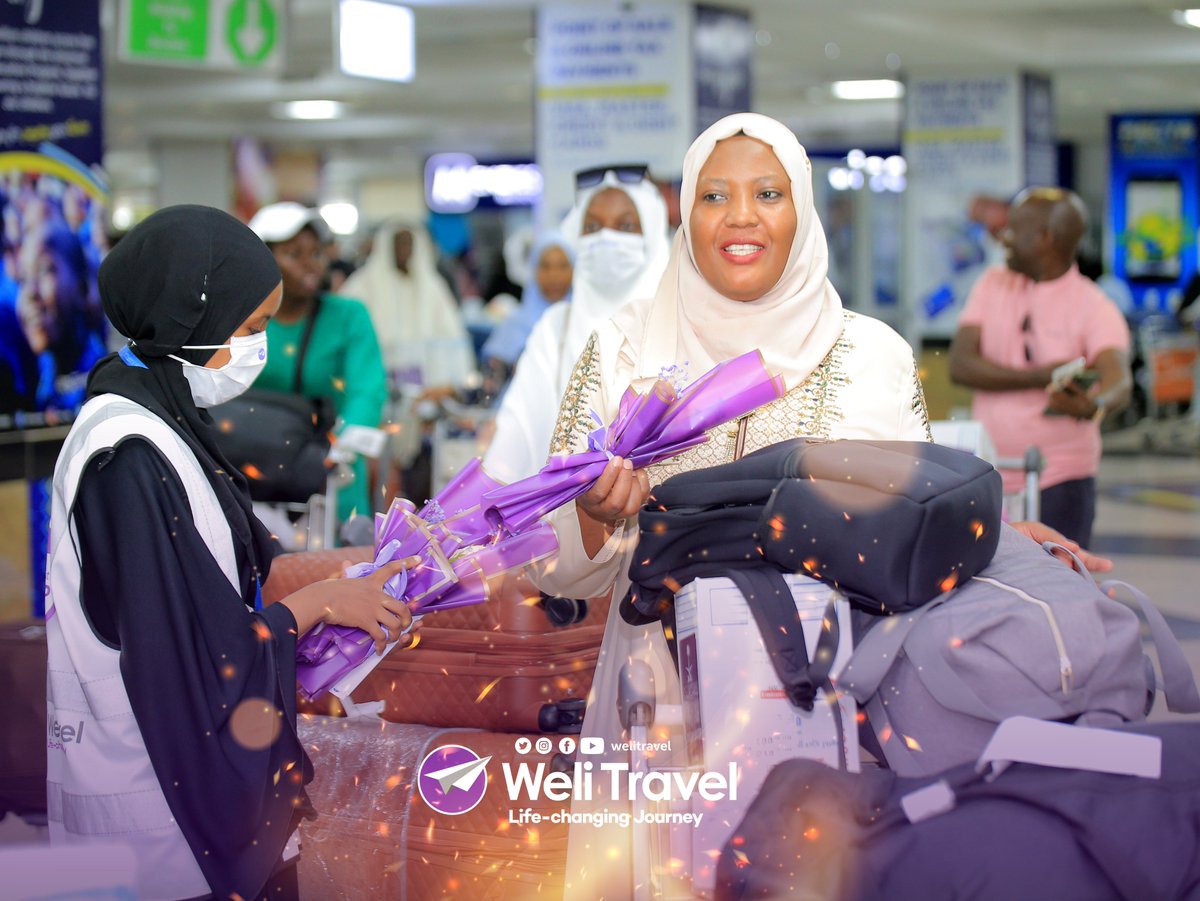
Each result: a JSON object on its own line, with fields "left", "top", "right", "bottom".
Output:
{"left": 621, "top": 438, "right": 1003, "bottom": 708}
{"left": 625, "top": 437, "right": 1003, "bottom": 619}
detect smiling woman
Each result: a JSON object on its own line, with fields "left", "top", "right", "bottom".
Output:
{"left": 532, "top": 113, "right": 932, "bottom": 900}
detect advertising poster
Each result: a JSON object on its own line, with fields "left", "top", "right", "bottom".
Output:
{"left": 535, "top": 1, "right": 692, "bottom": 222}
{"left": 1108, "top": 115, "right": 1198, "bottom": 304}
{"left": 902, "top": 73, "right": 1027, "bottom": 340}
{"left": 0, "top": 0, "right": 106, "bottom": 619}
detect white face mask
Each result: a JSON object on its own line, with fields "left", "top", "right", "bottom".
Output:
{"left": 168, "top": 332, "right": 268, "bottom": 408}
{"left": 574, "top": 229, "right": 647, "bottom": 292}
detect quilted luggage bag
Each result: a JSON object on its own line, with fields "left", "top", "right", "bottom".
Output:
{"left": 262, "top": 546, "right": 611, "bottom": 632}
{"left": 0, "top": 620, "right": 48, "bottom": 819}
{"left": 298, "top": 716, "right": 571, "bottom": 900}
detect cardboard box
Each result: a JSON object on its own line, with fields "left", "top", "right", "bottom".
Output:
{"left": 675, "top": 573, "right": 858, "bottom": 895}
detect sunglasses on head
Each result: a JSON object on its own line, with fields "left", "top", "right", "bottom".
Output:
{"left": 574, "top": 164, "right": 650, "bottom": 190}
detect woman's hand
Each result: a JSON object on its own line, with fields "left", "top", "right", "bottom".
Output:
{"left": 282, "top": 558, "right": 419, "bottom": 654}
{"left": 576, "top": 456, "right": 651, "bottom": 557}
{"left": 1010, "top": 521, "right": 1113, "bottom": 573}
{"left": 578, "top": 456, "right": 651, "bottom": 523}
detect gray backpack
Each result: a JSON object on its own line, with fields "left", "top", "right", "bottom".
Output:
{"left": 839, "top": 524, "right": 1200, "bottom": 776}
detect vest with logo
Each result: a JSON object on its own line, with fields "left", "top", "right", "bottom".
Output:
{"left": 45, "top": 394, "right": 242, "bottom": 899}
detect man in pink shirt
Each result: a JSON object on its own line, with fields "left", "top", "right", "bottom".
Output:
{"left": 950, "top": 187, "right": 1132, "bottom": 547}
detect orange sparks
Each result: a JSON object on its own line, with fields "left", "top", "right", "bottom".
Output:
{"left": 475, "top": 677, "right": 503, "bottom": 703}
{"left": 939, "top": 571, "right": 959, "bottom": 592}
{"left": 221, "top": 664, "right": 236, "bottom": 679}
{"left": 526, "top": 828, "right": 540, "bottom": 845}
{"left": 377, "top": 822, "right": 390, "bottom": 836}
{"left": 802, "top": 557, "right": 820, "bottom": 575}
{"left": 426, "top": 820, "right": 435, "bottom": 842}
{"left": 903, "top": 734, "right": 923, "bottom": 752}
{"left": 949, "top": 637, "right": 964, "bottom": 649}
{"left": 857, "top": 553, "right": 865, "bottom": 564}
{"left": 767, "top": 515, "right": 786, "bottom": 534}
{"left": 241, "top": 464, "right": 264, "bottom": 481}
{"left": 663, "top": 576, "right": 682, "bottom": 593}
{"left": 803, "top": 827, "right": 820, "bottom": 841}
{"left": 251, "top": 620, "right": 272, "bottom": 641}
{"left": 385, "top": 774, "right": 403, "bottom": 791}
{"left": 732, "top": 848, "right": 751, "bottom": 868}
{"left": 971, "top": 520, "right": 985, "bottom": 540}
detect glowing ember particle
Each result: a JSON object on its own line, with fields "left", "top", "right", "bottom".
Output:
{"left": 903, "top": 734, "right": 923, "bottom": 751}
{"left": 663, "top": 576, "right": 682, "bottom": 593}
{"left": 426, "top": 820, "right": 435, "bottom": 842}
{"left": 857, "top": 553, "right": 865, "bottom": 564}
{"left": 949, "top": 637, "right": 964, "bottom": 649}
{"left": 803, "top": 827, "right": 820, "bottom": 841}
{"left": 251, "top": 621, "right": 272, "bottom": 641}
{"left": 880, "top": 726, "right": 893, "bottom": 743}
{"left": 475, "top": 677, "right": 503, "bottom": 703}
{"left": 767, "top": 515, "right": 786, "bottom": 533}
{"left": 377, "top": 822, "right": 389, "bottom": 836}
{"left": 526, "top": 828, "right": 539, "bottom": 845}
{"left": 242, "top": 464, "right": 264, "bottom": 480}
{"left": 385, "top": 775, "right": 403, "bottom": 791}
{"left": 971, "top": 520, "right": 985, "bottom": 540}
{"left": 939, "top": 571, "right": 959, "bottom": 592}
{"left": 802, "top": 557, "right": 819, "bottom": 574}
{"left": 733, "top": 848, "right": 751, "bottom": 868}
{"left": 221, "top": 665, "right": 236, "bottom": 679}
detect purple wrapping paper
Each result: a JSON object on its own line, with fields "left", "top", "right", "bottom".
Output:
{"left": 294, "top": 458, "right": 557, "bottom": 701}
{"left": 294, "top": 351, "right": 783, "bottom": 702}
{"left": 482, "top": 350, "right": 785, "bottom": 534}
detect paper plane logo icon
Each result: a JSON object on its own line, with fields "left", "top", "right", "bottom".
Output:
{"left": 418, "top": 744, "right": 490, "bottom": 815}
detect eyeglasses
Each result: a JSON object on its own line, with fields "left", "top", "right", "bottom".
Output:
{"left": 574, "top": 164, "right": 650, "bottom": 190}
{"left": 1021, "top": 313, "right": 1033, "bottom": 363}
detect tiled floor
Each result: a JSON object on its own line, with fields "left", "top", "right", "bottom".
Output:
{"left": 1092, "top": 434, "right": 1200, "bottom": 721}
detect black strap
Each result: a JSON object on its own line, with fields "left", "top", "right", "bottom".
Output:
{"left": 722, "top": 568, "right": 841, "bottom": 713}
{"left": 291, "top": 296, "right": 322, "bottom": 394}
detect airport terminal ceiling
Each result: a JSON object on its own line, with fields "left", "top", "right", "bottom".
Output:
{"left": 100, "top": 0, "right": 1200, "bottom": 195}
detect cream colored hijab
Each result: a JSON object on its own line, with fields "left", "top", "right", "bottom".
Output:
{"left": 612, "top": 113, "right": 844, "bottom": 390}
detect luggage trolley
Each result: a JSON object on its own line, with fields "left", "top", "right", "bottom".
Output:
{"left": 929, "top": 420, "right": 1041, "bottom": 523}
{"left": 1136, "top": 314, "right": 1200, "bottom": 453}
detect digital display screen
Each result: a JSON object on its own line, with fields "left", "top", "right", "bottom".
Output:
{"left": 1124, "top": 177, "right": 1184, "bottom": 280}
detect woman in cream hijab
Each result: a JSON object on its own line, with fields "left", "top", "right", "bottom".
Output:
{"left": 481, "top": 167, "right": 670, "bottom": 482}
{"left": 538, "top": 113, "right": 931, "bottom": 899}
{"left": 342, "top": 221, "right": 475, "bottom": 392}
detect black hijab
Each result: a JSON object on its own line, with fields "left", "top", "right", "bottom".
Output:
{"left": 87, "top": 204, "right": 280, "bottom": 583}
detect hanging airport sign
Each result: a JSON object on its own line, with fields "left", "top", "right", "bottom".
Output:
{"left": 425, "top": 153, "right": 543, "bottom": 214}
{"left": 118, "top": 0, "right": 284, "bottom": 71}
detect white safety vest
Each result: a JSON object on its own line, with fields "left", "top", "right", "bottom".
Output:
{"left": 45, "top": 394, "right": 241, "bottom": 899}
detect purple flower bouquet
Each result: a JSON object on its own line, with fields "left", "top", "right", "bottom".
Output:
{"left": 295, "top": 349, "right": 783, "bottom": 702}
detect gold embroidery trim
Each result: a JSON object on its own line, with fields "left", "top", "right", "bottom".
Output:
{"left": 548, "top": 332, "right": 602, "bottom": 455}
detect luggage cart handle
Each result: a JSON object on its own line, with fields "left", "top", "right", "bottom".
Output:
{"left": 618, "top": 659, "right": 656, "bottom": 729}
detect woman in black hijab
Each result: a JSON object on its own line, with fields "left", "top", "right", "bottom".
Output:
{"left": 48, "top": 205, "right": 413, "bottom": 900}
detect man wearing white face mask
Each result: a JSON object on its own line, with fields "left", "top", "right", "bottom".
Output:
{"left": 483, "top": 165, "right": 670, "bottom": 482}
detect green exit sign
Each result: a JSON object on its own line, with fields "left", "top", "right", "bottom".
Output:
{"left": 120, "top": 0, "right": 283, "bottom": 70}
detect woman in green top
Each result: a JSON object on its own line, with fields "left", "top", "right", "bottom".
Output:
{"left": 248, "top": 203, "right": 387, "bottom": 524}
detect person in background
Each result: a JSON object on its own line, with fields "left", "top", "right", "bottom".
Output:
{"left": 479, "top": 232, "right": 574, "bottom": 397}
{"left": 342, "top": 221, "right": 476, "bottom": 502}
{"left": 949, "top": 187, "right": 1132, "bottom": 548}
{"left": 323, "top": 256, "right": 357, "bottom": 294}
{"left": 46, "top": 205, "right": 415, "bottom": 900}
{"left": 248, "top": 202, "right": 387, "bottom": 522}
{"left": 482, "top": 165, "right": 670, "bottom": 482}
